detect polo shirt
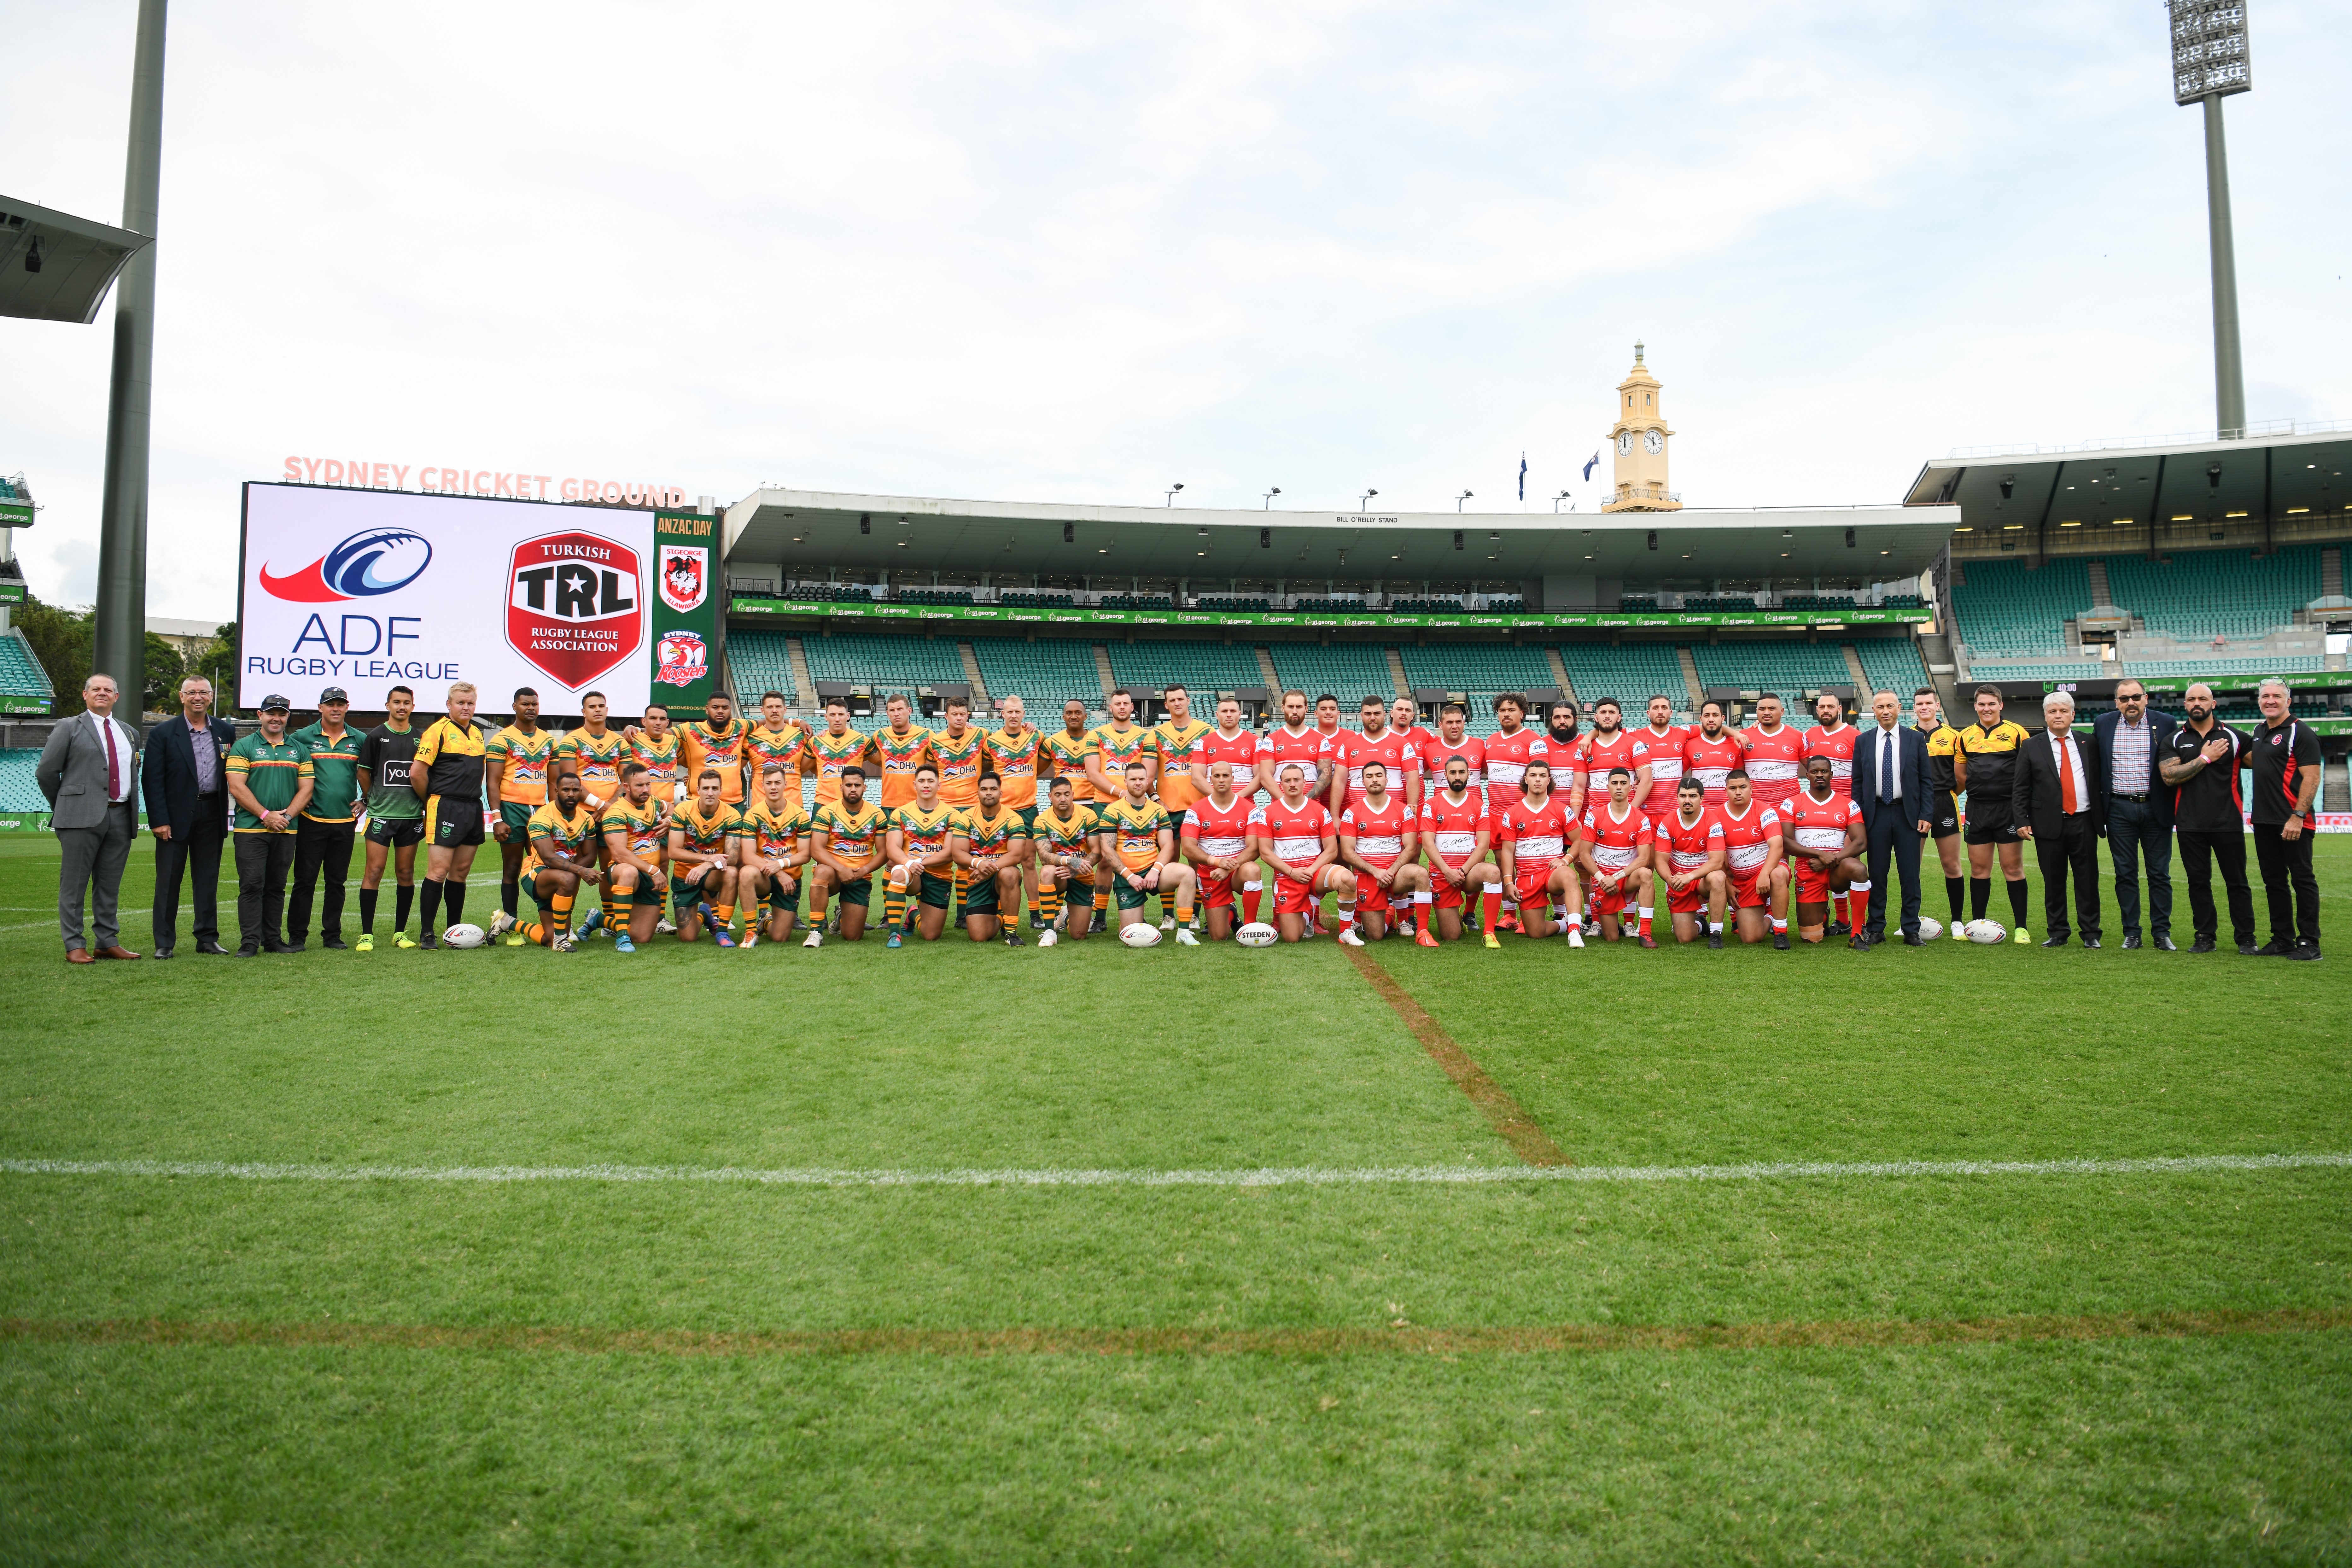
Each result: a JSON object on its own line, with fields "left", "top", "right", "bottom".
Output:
{"left": 290, "top": 721, "right": 364, "bottom": 823}
{"left": 2245, "top": 718, "right": 2320, "bottom": 828}
{"left": 226, "top": 732, "right": 314, "bottom": 833}
{"left": 2163, "top": 722, "right": 2245, "bottom": 834}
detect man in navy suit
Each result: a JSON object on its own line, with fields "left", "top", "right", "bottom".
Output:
{"left": 2092, "top": 678, "right": 2178, "bottom": 950}
{"left": 143, "top": 675, "right": 240, "bottom": 957}
{"left": 1849, "top": 687, "right": 1933, "bottom": 947}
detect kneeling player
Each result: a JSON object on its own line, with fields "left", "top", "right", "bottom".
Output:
{"left": 598, "top": 762, "right": 670, "bottom": 952}
{"left": 1031, "top": 776, "right": 1100, "bottom": 944}
{"left": 1256, "top": 763, "right": 1349, "bottom": 944}
{"left": 883, "top": 765, "right": 959, "bottom": 946}
{"left": 1336, "top": 760, "right": 1428, "bottom": 945}
{"left": 517, "top": 771, "right": 601, "bottom": 951}
{"left": 668, "top": 768, "right": 743, "bottom": 945}
{"left": 1715, "top": 768, "right": 1790, "bottom": 947}
{"left": 1417, "top": 752, "right": 1505, "bottom": 945}
{"left": 951, "top": 772, "right": 1030, "bottom": 944}
{"left": 1658, "top": 776, "right": 1728, "bottom": 946}
{"left": 807, "top": 766, "right": 887, "bottom": 946}
{"left": 738, "top": 762, "right": 811, "bottom": 946}
{"left": 1100, "top": 761, "right": 1198, "bottom": 943}
{"left": 1495, "top": 759, "right": 1583, "bottom": 943}
{"left": 1181, "top": 759, "right": 1258, "bottom": 942}
{"left": 1577, "top": 766, "right": 1657, "bottom": 946}
{"left": 1783, "top": 754, "right": 1866, "bottom": 945}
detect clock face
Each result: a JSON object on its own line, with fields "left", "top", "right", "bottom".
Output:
{"left": 1616, "top": 430, "right": 1634, "bottom": 456}
{"left": 1643, "top": 428, "right": 1664, "bottom": 455}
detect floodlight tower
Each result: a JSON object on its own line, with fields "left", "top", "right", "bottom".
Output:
{"left": 2169, "top": 1, "right": 2251, "bottom": 439}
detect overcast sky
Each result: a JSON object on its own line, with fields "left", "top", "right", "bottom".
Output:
{"left": 9, "top": 1, "right": 2348, "bottom": 621}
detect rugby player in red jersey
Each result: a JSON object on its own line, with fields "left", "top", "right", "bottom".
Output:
{"left": 1636, "top": 695, "right": 1689, "bottom": 821}
{"left": 1482, "top": 693, "right": 1552, "bottom": 932}
{"left": 1420, "top": 701, "right": 1485, "bottom": 801}
{"left": 1336, "top": 760, "right": 1429, "bottom": 946}
{"left": 1256, "top": 689, "right": 1328, "bottom": 806}
{"left": 1782, "top": 753, "right": 1867, "bottom": 945}
{"left": 1577, "top": 765, "right": 1657, "bottom": 947}
{"left": 1253, "top": 762, "right": 1349, "bottom": 944}
{"left": 1311, "top": 693, "right": 1347, "bottom": 797}
{"left": 1570, "top": 699, "right": 1650, "bottom": 817}
{"left": 1390, "top": 697, "right": 1433, "bottom": 785}
{"left": 1738, "top": 693, "right": 1805, "bottom": 814}
{"left": 1194, "top": 696, "right": 1263, "bottom": 922}
{"left": 1715, "top": 767, "right": 1790, "bottom": 948}
{"left": 1658, "top": 776, "right": 1728, "bottom": 947}
{"left": 1417, "top": 751, "right": 1506, "bottom": 946}
{"left": 1543, "top": 697, "right": 1580, "bottom": 786}
{"left": 1803, "top": 692, "right": 1866, "bottom": 932}
{"left": 1180, "top": 758, "right": 1259, "bottom": 942}
{"left": 1331, "top": 695, "right": 1422, "bottom": 816}
{"left": 1494, "top": 759, "right": 1584, "bottom": 945}
{"left": 1681, "top": 700, "right": 1746, "bottom": 807}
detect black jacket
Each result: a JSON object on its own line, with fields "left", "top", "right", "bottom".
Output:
{"left": 2092, "top": 708, "right": 2176, "bottom": 828}
{"left": 2011, "top": 726, "right": 2106, "bottom": 840}
{"left": 1850, "top": 723, "right": 1932, "bottom": 831}
{"left": 141, "top": 713, "right": 240, "bottom": 838}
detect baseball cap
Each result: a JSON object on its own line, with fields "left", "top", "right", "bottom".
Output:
{"left": 318, "top": 685, "right": 350, "bottom": 704}
{"left": 260, "top": 694, "right": 291, "bottom": 712}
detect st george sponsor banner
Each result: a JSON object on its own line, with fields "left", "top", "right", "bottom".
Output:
{"left": 650, "top": 510, "right": 723, "bottom": 708}
{"left": 238, "top": 483, "right": 653, "bottom": 716}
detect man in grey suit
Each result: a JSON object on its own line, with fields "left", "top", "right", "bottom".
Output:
{"left": 37, "top": 673, "right": 145, "bottom": 964}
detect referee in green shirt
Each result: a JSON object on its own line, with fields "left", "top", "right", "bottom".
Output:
{"left": 288, "top": 685, "right": 363, "bottom": 951}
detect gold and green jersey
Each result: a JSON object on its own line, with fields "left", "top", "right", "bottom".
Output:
{"left": 626, "top": 728, "right": 682, "bottom": 791}
{"left": 1091, "top": 722, "right": 1159, "bottom": 795}
{"left": 485, "top": 723, "right": 557, "bottom": 808}
{"left": 557, "top": 728, "right": 630, "bottom": 804}
{"left": 603, "top": 796, "right": 670, "bottom": 861}
{"left": 670, "top": 799, "right": 742, "bottom": 858}
{"left": 1033, "top": 804, "right": 1100, "bottom": 868}
{"left": 890, "top": 802, "right": 958, "bottom": 865}
{"left": 871, "top": 724, "right": 934, "bottom": 809}
{"left": 522, "top": 801, "right": 599, "bottom": 875}
{"left": 1096, "top": 797, "right": 1171, "bottom": 872}
{"left": 743, "top": 721, "right": 809, "bottom": 787}
{"left": 983, "top": 726, "right": 1043, "bottom": 809}
{"left": 289, "top": 721, "right": 363, "bottom": 823}
{"left": 813, "top": 800, "right": 887, "bottom": 874}
{"left": 928, "top": 725, "right": 989, "bottom": 810}
{"left": 227, "top": 732, "right": 314, "bottom": 833}
{"left": 954, "top": 804, "right": 1025, "bottom": 861}
{"left": 1154, "top": 717, "right": 1213, "bottom": 813}
{"left": 1043, "top": 729, "right": 1099, "bottom": 802}
{"left": 740, "top": 798, "right": 811, "bottom": 862}
{"left": 680, "top": 717, "right": 750, "bottom": 803}
{"left": 805, "top": 727, "right": 873, "bottom": 807}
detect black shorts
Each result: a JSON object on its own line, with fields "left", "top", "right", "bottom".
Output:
{"left": 1963, "top": 800, "right": 2019, "bottom": 845}
{"left": 963, "top": 871, "right": 1001, "bottom": 916}
{"left": 1928, "top": 790, "right": 1960, "bottom": 840}
{"left": 425, "top": 795, "right": 485, "bottom": 848}
{"left": 366, "top": 816, "right": 425, "bottom": 848}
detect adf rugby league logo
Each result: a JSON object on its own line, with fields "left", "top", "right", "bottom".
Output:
{"left": 659, "top": 545, "right": 709, "bottom": 614}
{"left": 656, "top": 630, "right": 708, "bottom": 688}
{"left": 506, "top": 529, "right": 644, "bottom": 689}
{"left": 260, "top": 528, "right": 433, "bottom": 602}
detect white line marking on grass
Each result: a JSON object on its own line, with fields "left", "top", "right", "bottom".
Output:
{"left": 3, "top": 1152, "right": 2348, "bottom": 1190}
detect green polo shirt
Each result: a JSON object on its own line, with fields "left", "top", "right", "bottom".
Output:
{"left": 290, "top": 721, "right": 364, "bottom": 824}
{"left": 226, "top": 731, "right": 314, "bottom": 833}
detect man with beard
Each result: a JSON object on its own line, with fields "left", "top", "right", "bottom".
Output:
{"left": 2158, "top": 681, "right": 2256, "bottom": 954}
{"left": 1681, "top": 700, "right": 1745, "bottom": 809}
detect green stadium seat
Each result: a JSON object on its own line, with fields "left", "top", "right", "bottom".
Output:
{"left": 968, "top": 637, "right": 1106, "bottom": 713}
{"left": 1949, "top": 557, "right": 2094, "bottom": 656}
{"left": 1266, "top": 644, "right": 1398, "bottom": 704}
{"left": 800, "top": 631, "right": 969, "bottom": 695}
{"left": 1689, "top": 641, "right": 1850, "bottom": 702}
{"left": 1554, "top": 642, "right": 1689, "bottom": 714}
{"left": 1852, "top": 636, "right": 1932, "bottom": 699}
{"left": 0, "top": 629, "right": 55, "bottom": 702}
{"left": 1105, "top": 639, "right": 1266, "bottom": 697}
{"left": 1397, "top": 642, "right": 1556, "bottom": 699}
{"left": 727, "top": 631, "right": 799, "bottom": 710}
{"left": 0, "top": 749, "right": 48, "bottom": 811}
{"left": 2105, "top": 546, "right": 2322, "bottom": 641}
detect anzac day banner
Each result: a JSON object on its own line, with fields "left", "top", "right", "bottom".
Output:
{"left": 651, "top": 510, "right": 724, "bottom": 709}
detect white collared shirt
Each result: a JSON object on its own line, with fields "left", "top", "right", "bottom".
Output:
{"left": 2050, "top": 729, "right": 2089, "bottom": 813}
{"left": 1874, "top": 721, "right": 1902, "bottom": 800}
{"left": 86, "top": 709, "right": 137, "bottom": 802}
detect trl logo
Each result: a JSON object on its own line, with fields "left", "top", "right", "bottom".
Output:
{"left": 506, "top": 529, "right": 644, "bottom": 689}
{"left": 259, "top": 528, "right": 434, "bottom": 602}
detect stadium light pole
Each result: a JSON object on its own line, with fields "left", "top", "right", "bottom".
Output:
{"left": 1164, "top": 483, "right": 1183, "bottom": 506}
{"left": 2170, "top": 0, "right": 2250, "bottom": 440}
{"left": 1359, "top": 489, "right": 1377, "bottom": 510}
{"left": 1553, "top": 489, "right": 1571, "bottom": 513}
{"left": 1456, "top": 490, "right": 1472, "bottom": 512}
{"left": 94, "top": 0, "right": 168, "bottom": 713}
{"left": 1263, "top": 487, "right": 1280, "bottom": 510}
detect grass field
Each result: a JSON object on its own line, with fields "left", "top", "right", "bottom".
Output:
{"left": 2, "top": 832, "right": 2348, "bottom": 1564}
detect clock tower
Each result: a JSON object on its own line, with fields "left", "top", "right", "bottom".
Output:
{"left": 1602, "top": 341, "right": 1679, "bottom": 512}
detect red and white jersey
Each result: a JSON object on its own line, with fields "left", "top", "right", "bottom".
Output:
{"left": 1181, "top": 793, "right": 1257, "bottom": 861}
{"left": 1579, "top": 800, "right": 1655, "bottom": 873}
{"left": 1714, "top": 801, "right": 1781, "bottom": 876}
{"left": 1333, "top": 727, "right": 1419, "bottom": 813}
{"left": 1738, "top": 723, "right": 1806, "bottom": 809}
{"left": 1804, "top": 723, "right": 1859, "bottom": 801}
{"left": 1420, "top": 731, "right": 1485, "bottom": 795}
{"left": 1252, "top": 796, "right": 1333, "bottom": 871}
{"left": 1497, "top": 794, "right": 1576, "bottom": 870}
{"left": 1660, "top": 807, "right": 1725, "bottom": 871}
{"left": 1783, "top": 789, "right": 1861, "bottom": 856}
{"left": 1197, "top": 727, "right": 1261, "bottom": 798}
{"left": 1682, "top": 729, "right": 1747, "bottom": 805}
{"left": 1255, "top": 725, "right": 1329, "bottom": 792}
{"left": 1482, "top": 726, "right": 1551, "bottom": 812}
{"left": 1637, "top": 724, "right": 1689, "bottom": 816}
{"left": 1390, "top": 725, "right": 1434, "bottom": 787}
{"left": 1337, "top": 793, "right": 1412, "bottom": 868}
{"left": 1418, "top": 789, "right": 1489, "bottom": 868}
{"left": 1572, "top": 728, "right": 1649, "bottom": 801}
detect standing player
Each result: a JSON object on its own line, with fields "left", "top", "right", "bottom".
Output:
{"left": 668, "top": 768, "right": 743, "bottom": 945}
{"left": 1494, "top": 758, "right": 1583, "bottom": 944}
{"left": 983, "top": 695, "right": 1046, "bottom": 925}
{"left": 679, "top": 692, "right": 750, "bottom": 807}
{"left": 805, "top": 698, "right": 875, "bottom": 810}
{"left": 1681, "top": 700, "right": 1746, "bottom": 808}
{"left": 408, "top": 682, "right": 487, "bottom": 949}
{"left": 1310, "top": 694, "right": 1347, "bottom": 799}
{"left": 1197, "top": 695, "right": 1264, "bottom": 924}
{"left": 1577, "top": 766, "right": 1657, "bottom": 947}
{"left": 1954, "top": 685, "right": 2034, "bottom": 937}
{"left": 1099, "top": 760, "right": 1198, "bottom": 942}
{"left": 805, "top": 765, "right": 886, "bottom": 947}
{"left": 1181, "top": 758, "right": 1259, "bottom": 942}
{"left": 1738, "top": 693, "right": 1806, "bottom": 817}
{"left": 1088, "top": 691, "right": 1159, "bottom": 804}
{"left": 596, "top": 761, "right": 670, "bottom": 953}
{"left": 928, "top": 696, "right": 988, "bottom": 813}
{"left": 1335, "top": 758, "right": 1430, "bottom": 946}
{"left": 1783, "top": 754, "right": 1867, "bottom": 946}
{"left": 1804, "top": 691, "right": 1866, "bottom": 933}
{"left": 1390, "top": 696, "right": 1433, "bottom": 791}
{"left": 1569, "top": 698, "right": 1648, "bottom": 818}
{"left": 1031, "top": 775, "right": 1100, "bottom": 945}
{"left": 1636, "top": 694, "right": 1690, "bottom": 822}
{"left": 1155, "top": 685, "right": 1213, "bottom": 816}
{"left": 1913, "top": 687, "right": 1965, "bottom": 932}
{"left": 1658, "top": 776, "right": 1728, "bottom": 947}
{"left": 1256, "top": 690, "right": 1328, "bottom": 806}
{"left": 1716, "top": 768, "right": 1790, "bottom": 948}
{"left": 1254, "top": 762, "right": 1347, "bottom": 944}
{"left": 882, "top": 763, "right": 959, "bottom": 946}
{"left": 950, "top": 771, "right": 1030, "bottom": 945}
{"left": 1420, "top": 702, "right": 1485, "bottom": 803}
{"left": 1331, "top": 695, "right": 1421, "bottom": 815}
{"left": 354, "top": 684, "right": 423, "bottom": 951}
{"left": 1482, "top": 693, "right": 1553, "bottom": 933}
{"left": 737, "top": 762, "right": 811, "bottom": 947}
{"left": 743, "top": 693, "right": 810, "bottom": 801}
{"left": 515, "top": 769, "right": 600, "bottom": 952}
{"left": 870, "top": 694, "right": 934, "bottom": 812}
{"left": 1043, "top": 700, "right": 1100, "bottom": 804}
{"left": 1418, "top": 751, "right": 1506, "bottom": 946}
{"left": 483, "top": 687, "right": 555, "bottom": 940}
{"left": 625, "top": 704, "right": 684, "bottom": 800}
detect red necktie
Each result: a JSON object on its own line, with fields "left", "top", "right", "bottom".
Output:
{"left": 2057, "top": 737, "right": 2076, "bottom": 814}
{"left": 104, "top": 718, "right": 120, "bottom": 801}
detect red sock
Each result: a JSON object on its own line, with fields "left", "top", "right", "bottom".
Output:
{"left": 1480, "top": 888, "right": 1501, "bottom": 932}
{"left": 1241, "top": 884, "right": 1261, "bottom": 924}
{"left": 1848, "top": 890, "right": 1869, "bottom": 929}
{"left": 1637, "top": 908, "right": 1652, "bottom": 937}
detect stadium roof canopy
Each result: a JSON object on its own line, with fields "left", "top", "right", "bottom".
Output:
{"left": 0, "top": 198, "right": 151, "bottom": 324}
{"left": 723, "top": 488, "right": 1957, "bottom": 585}
{"left": 1905, "top": 423, "right": 2351, "bottom": 540}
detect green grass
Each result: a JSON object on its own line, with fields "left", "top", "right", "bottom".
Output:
{"left": 2, "top": 833, "right": 2348, "bottom": 1564}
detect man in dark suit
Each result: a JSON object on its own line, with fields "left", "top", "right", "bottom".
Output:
{"left": 36, "top": 672, "right": 144, "bottom": 963}
{"left": 2012, "top": 690, "right": 2105, "bottom": 947}
{"left": 1850, "top": 687, "right": 1933, "bottom": 947}
{"left": 143, "top": 674, "right": 239, "bottom": 957}
{"left": 2092, "top": 678, "right": 2177, "bottom": 950}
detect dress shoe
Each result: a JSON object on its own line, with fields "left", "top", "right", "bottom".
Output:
{"left": 2188, "top": 938, "right": 2216, "bottom": 953}
{"left": 321, "top": 937, "right": 348, "bottom": 950}
{"left": 194, "top": 940, "right": 231, "bottom": 956}
{"left": 235, "top": 944, "right": 261, "bottom": 958}
{"left": 152, "top": 948, "right": 173, "bottom": 960}
{"left": 2237, "top": 941, "right": 2260, "bottom": 956}
{"left": 2283, "top": 943, "right": 2322, "bottom": 962}
{"left": 279, "top": 941, "right": 307, "bottom": 954}
{"left": 2122, "top": 933, "right": 2142, "bottom": 950}
{"left": 2081, "top": 937, "right": 2101, "bottom": 949}
{"left": 2040, "top": 935, "right": 2070, "bottom": 948}
{"left": 66, "top": 947, "right": 94, "bottom": 965}
{"left": 2153, "top": 934, "right": 2177, "bottom": 951}
{"left": 2253, "top": 940, "right": 2292, "bottom": 957}
{"left": 95, "top": 946, "right": 141, "bottom": 960}
{"left": 1903, "top": 932, "right": 1925, "bottom": 947}
{"left": 261, "top": 942, "right": 289, "bottom": 954}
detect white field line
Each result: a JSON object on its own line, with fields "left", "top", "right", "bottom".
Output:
{"left": 2, "top": 1152, "right": 2347, "bottom": 1190}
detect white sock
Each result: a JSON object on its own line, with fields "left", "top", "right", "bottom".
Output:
{"left": 1708, "top": 921, "right": 1722, "bottom": 935}
{"left": 1637, "top": 906, "right": 1652, "bottom": 922}
{"left": 1336, "top": 900, "right": 1356, "bottom": 924}
{"left": 1413, "top": 891, "right": 1432, "bottom": 907}
{"left": 1771, "top": 915, "right": 1787, "bottom": 932}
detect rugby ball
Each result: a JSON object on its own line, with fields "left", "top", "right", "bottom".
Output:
{"left": 1965, "top": 919, "right": 2006, "bottom": 945}
{"left": 1118, "top": 922, "right": 1163, "bottom": 948}
{"left": 1916, "top": 917, "right": 1943, "bottom": 942}
{"left": 1235, "top": 922, "right": 1279, "bottom": 947}
{"left": 442, "top": 923, "right": 487, "bottom": 949}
